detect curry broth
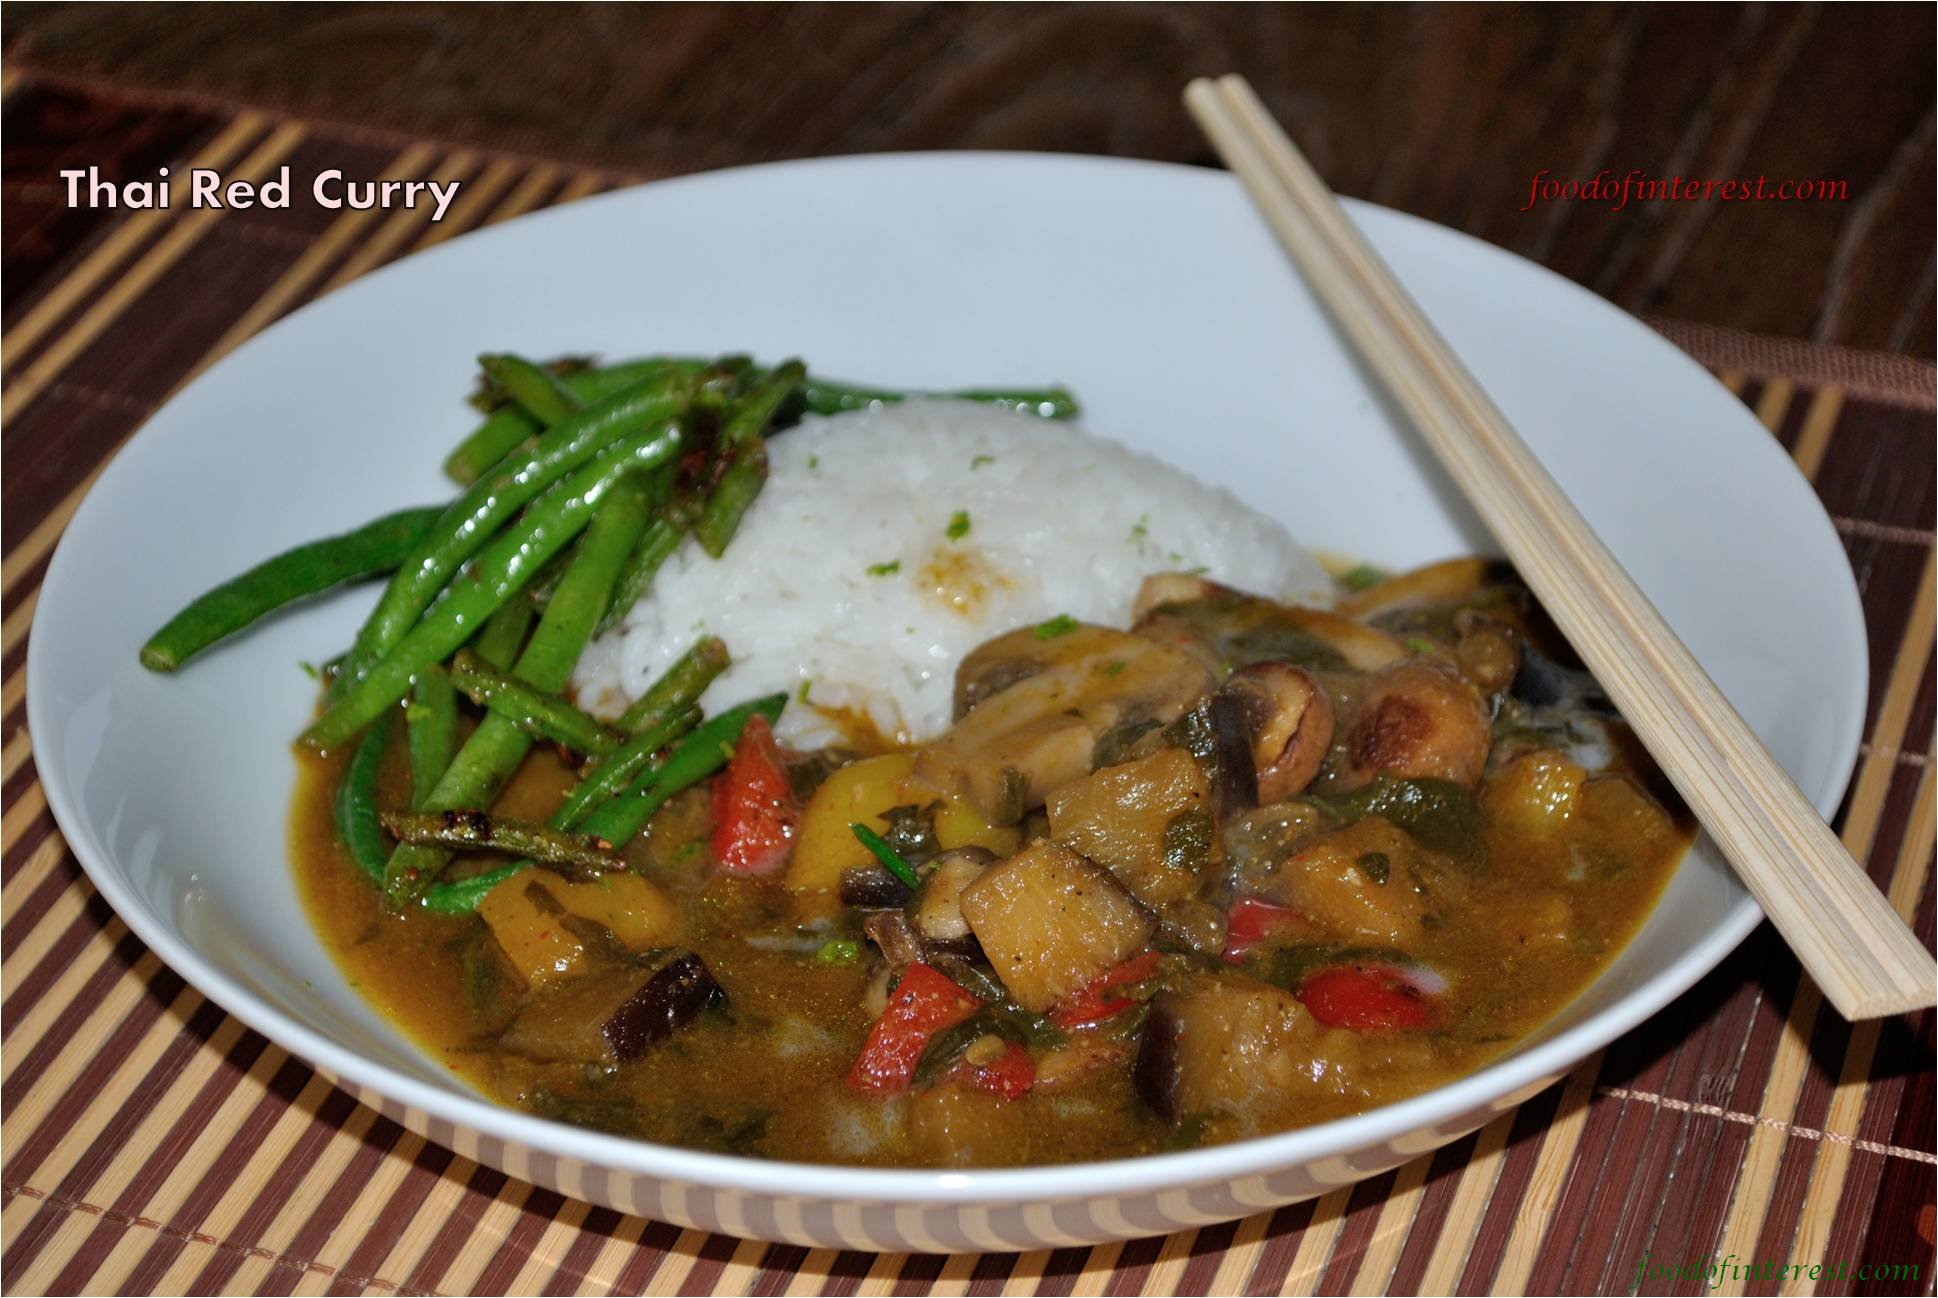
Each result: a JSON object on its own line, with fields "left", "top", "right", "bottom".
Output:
{"left": 292, "top": 660, "right": 1686, "bottom": 1166}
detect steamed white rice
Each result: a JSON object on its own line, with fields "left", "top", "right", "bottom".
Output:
{"left": 572, "top": 401, "right": 1330, "bottom": 747}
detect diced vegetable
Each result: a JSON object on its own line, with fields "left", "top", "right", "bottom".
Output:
{"left": 477, "top": 868, "right": 677, "bottom": 987}
{"left": 709, "top": 714, "right": 799, "bottom": 875}
{"left": 905, "top": 1081, "right": 1032, "bottom": 1167}
{"left": 1050, "top": 950, "right": 1161, "bottom": 1028}
{"left": 910, "top": 847, "right": 995, "bottom": 943}
{"left": 958, "top": 841, "right": 1154, "bottom": 1012}
{"left": 1481, "top": 749, "right": 1585, "bottom": 838}
{"left": 1334, "top": 661, "right": 1492, "bottom": 792}
{"left": 1252, "top": 816, "right": 1436, "bottom": 947}
{"left": 1222, "top": 897, "right": 1318, "bottom": 960}
{"left": 1047, "top": 746, "right": 1212, "bottom": 912}
{"left": 847, "top": 962, "right": 982, "bottom": 1093}
{"left": 1297, "top": 963, "right": 1436, "bottom": 1031}
{"left": 497, "top": 965, "right": 655, "bottom": 1063}
{"left": 964, "top": 1039, "right": 1034, "bottom": 1100}
{"left": 1135, "top": 974, "right": 1341, "bottom": 1122}
{"left": 601, "top": 953, "right": 722, "bottom": 1061}
{"left": 789, "top": 752, "right": 1017, "bottom": 893}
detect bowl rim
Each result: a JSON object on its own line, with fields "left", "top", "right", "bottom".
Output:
{"left": 28, "top": 148, "right": 1864, "bottom": 1206}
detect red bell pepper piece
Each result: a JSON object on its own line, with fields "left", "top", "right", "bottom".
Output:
{"left": 1297, "top": 964, "right": 1435, "bottom": 1031}
{"left": 1050, "top": 950, "right": 1161, "bottom": 1028}
{"left": 965, "top": 1040, "right": 1035, "bottom": 1100}
{"left": 709, "top": 714, "right": 799, "bottom": 875}
{"left": 846, "top": 963, "right": 981, "bottom": 1093}
{"left": 1222, "top": 897, "right": 1312, "bottom": 961}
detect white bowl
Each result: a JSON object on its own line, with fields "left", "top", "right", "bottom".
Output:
{"left": 28, "top": 153, "right": 1865, "bottom": 1252}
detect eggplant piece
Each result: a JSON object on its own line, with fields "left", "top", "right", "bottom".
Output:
{"left": 910, "top": 847, "right": 996, "bottom": 943}
{"left": 958, "top": 841, "right": 1155, "bottom": 1011}
{"left": 1135, "top": 973, "right": 1357, "bottom": 1123}
{"left": 1165, "top": 693, "right": 1258, "bottom": 820}
{"left": 840, "top": 864, "right": 915, "bottom": 909}
{"left": 601, "top": 953, "right": 723, "bottom": 1063}
{"left": 498, "top": 964, "right": 656, "bottom": 1064}
{"left": 863, "top": 910, "right": 928, "bottom": 966}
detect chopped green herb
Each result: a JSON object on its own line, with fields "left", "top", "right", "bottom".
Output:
{"left": 1183, "top": 564, "right": 1210, "bottom": 576}
{"left": 1103, "top": 659, "right": 1128, "bottom": 676}
{"left": 1129, "top": 515, "right": 1150, "bottom": 544}
{"left": 971, "top": 455, "right": 995, "bottom": 469}
{"left": 1405, "top": 636, "right": 1436, "bottom": 655}
{"left": 946, "top": 510, "right": 971, "bottom": 540}
{"left": 1034, "top": 614, "right": 1079, "bottom": 640}
{"left": 797, "top": 679, "right": 813, "bottom": 704}
{"left": 807, "top": 454, "right": 820, "bottom": 470}
{"left": 298, "top": 660, "right": 321, "bottom": 679}
{"left": 1341, "top": 563, "right": 1386, "bottom": 592}
{"left": 849, "top": 822, "right": 922, "bottom": 889}
{"left": 866, "top": 560, "right": 901, "bottom": 577}
{"left": 814, "top": 938, "right": 860, "bottom": 965}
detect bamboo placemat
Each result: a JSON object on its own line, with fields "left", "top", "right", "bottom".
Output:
{"left": 2, "top": 73, "right": 1932, "bottom": 1298}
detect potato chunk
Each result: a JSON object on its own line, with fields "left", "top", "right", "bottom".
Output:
{"left": 906, "top": 1081, "right": 1032, "bottom": 1166}
{"left": 1047, "top": 746, "right": 1211, "bottom": 910}
{"left": 1253, "top": 816, "right": 1438, "bottom": 947}
{"left": 959, "top": 841, "right": 1154, "bottom": 1011}
{"left": 1136, "top": 974, "right": 1360, "bottom": 1122}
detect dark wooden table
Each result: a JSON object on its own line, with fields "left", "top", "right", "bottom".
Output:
{"left": 3, "top": 1, "right": 1934, "bottom": 354}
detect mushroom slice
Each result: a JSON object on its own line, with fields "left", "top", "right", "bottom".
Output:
{"left": 1219, "top": 662, "right": 1335, "bottom": 801}
{"left": 918, "top": 624, "right": 1213, "bottom": 822}
{"left": 1334, "top": 556, "right": 1515, "bottom": 618}
{"left": 1335, "top": 660, "right": 1492, "bottom": 792}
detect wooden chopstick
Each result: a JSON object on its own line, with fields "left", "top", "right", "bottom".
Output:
{"left": 1184, "top": 73, "right": 1935, "bottom": 1020}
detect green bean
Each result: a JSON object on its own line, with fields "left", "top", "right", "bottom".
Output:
{"left": 549, "top": 703, "right": 701, "bottom": 831}
{"left": 444, "top": 405, "right": 538, "bottom": 486}
{"left": 449, "top": 649, "right": 623, "bottom": 756}
{"left": 575, "top": 693, "right": 788, "bottom": 851}
{"left": 471, "top": 599, "right": 534, "bottom": 671}
{"left": 795, "top": 376, "right": 1079, "bottom": 421}
{"left": 407, "top": 666, "right": 458, "bottom": 807}
{"left": 379, "top": 809, "right": 623, "bottom": 879}
{"left": 335, "top": 710, "right": 396, "bottom": 881}
{"left": 479, "top": 353, "right": 582, "bottom": 425}
{"left": 376, "top": 471, "right": 660, "bottom": 905}
{"left": 139, "top": 506, "right": 442, "bottom": 672}
{"left": 693, "top": 361, "right": 805, "bottom": 558}
{"left": 596, "top": 516, "right": 687, "bottom": 634}
{"left": 444, "top": 358, "right": 713, "bottom": 485}
{"left": 419, "top": 694, "right": 781, "bottom": 914}
{"left": 336, "top": 375, "right": 692, "bottom": 699}
{"left": 305, "top": 423, "right": 683, "bottom": 753}
{"left": 616, "top": 635, "right": 730, "bottom": 733}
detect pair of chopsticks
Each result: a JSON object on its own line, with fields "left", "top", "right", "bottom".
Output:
{"left": 1184, "top": 74, "right": 1934, "bottom": 1021}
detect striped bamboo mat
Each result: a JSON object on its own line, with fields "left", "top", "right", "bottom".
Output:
{"left": 1, "top": 72, "right": 1932, "bottom": 1298}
